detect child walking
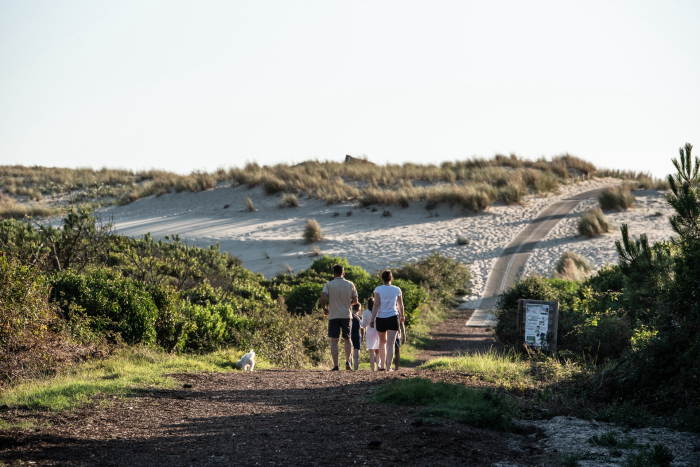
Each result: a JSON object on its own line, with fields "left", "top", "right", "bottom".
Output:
{"left": 360, "top": 298, "right": 380, "bottom": 371}
{"left": 394, "top": 320, "right": 407, "bottom": 370}
{"left": 350, "top": 303, "right": 362, "bottom": 371}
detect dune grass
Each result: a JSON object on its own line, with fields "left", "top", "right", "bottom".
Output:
{"left": 0, "top": 347, "right": 272, "bottom": 412}
{"left": 598, "top": 186, "right": 636, "bottom": 211}
{"left": 303, "top": 218, "right": 323, "bottom": 243}
{"left": 419, "top": 349, "right": 530, "bottom": 383}
{"left": 553, "top": 251, "right": 593, "bottom": 281}
{"left": 577, "top": 208, "right": 611, "bottom": 237}
{"left": 371, "top": 377, "right": 517, "bottom": 431}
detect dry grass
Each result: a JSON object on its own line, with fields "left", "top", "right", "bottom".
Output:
{"left": 278, "top": 193, "right": 299, "bottom": 208}
{"left": 596, "top": 169, "right": 669, "bottom": 190}
{"left": 0, "top": 194, "right": 60, "bottom": 219}
{"left": 553, "top": 251, "right": 593, "bottom": 281}
{"left": 244, "top": 197, "right": 256, "bottom": 212}
{"left": 0, "top": 154, "right": 652, "bottom": 212}
{"left": 577, "top": 208, "right": 610, "bottom": 237}
{"left": 303, "top": 219, "right": 324, "bottom": 243}
{"left": 598, "top": 186, "right": 636, "bottom": 211}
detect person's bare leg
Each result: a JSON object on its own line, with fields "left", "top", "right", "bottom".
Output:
{"left": 330, "top": 338, "right": 339, "bottom": 368}
{"left": 385, "top": 330, "right": 398, "bottom": 371}
{"left": 378, "top": 332, "right": 387, "bottom": 370}
{"left": 369, "top": 350, "right": 376, "bottom": 371}
{"left": 353, "top": 348, "right": 360, "bottom": 371}
{"left": 394, "top": 345, "right": 400, "bottom": 370}
{"left": 344, "top": 338, "right": 352, "bottom": 367}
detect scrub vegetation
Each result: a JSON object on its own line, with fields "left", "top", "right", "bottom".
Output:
{"left": 491, "top": 143, "right": 700, "bottom": 432}
{"left": 0, "top": 205, "right": 470, "bottom": 408}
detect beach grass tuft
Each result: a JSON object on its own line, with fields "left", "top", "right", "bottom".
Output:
{"left": 598, "top": 186, "right": 636, "bottom": 211}
{"left": 553, "top": 251, "right": 593, "bottom": 281}
{"left": 303, "top": 219, "right": 324, "bottom": 243}
{"left": 577, "top": 208, "right": 610, "bottom": 237}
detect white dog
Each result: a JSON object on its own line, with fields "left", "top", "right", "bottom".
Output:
{"left": 236, "top": 349, "right": 256, "bottom": 371}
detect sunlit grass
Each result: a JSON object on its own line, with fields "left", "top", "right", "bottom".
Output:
{"left": 419, "top": 349, "right": 530, "bottom": 383}
{"left": 0, "top": 347, "right": 273, "bottom": 412}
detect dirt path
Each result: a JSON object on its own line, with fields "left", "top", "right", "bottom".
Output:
{"left": 1, "top": 369, "right": 551, "bottom": 466}
{"left": 417, "top": 309, "right": 500, "bottom": 363}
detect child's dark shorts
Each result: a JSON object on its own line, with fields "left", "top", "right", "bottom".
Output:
{"left": 351, "top": 317, "right": 361, "bottom": 349}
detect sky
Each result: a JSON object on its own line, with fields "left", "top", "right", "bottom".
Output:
{"left": 1, "top": 1, "right": 699, "bottom": 178}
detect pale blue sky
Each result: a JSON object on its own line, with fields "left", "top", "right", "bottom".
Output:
{"left": 1, "top": 1, "right": 698, "bottom": 177}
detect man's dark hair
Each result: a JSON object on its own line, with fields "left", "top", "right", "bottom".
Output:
{"left": 382, "top": 270, "right": 393, "bottom": 282}
{"left": 333, "top": 264, "right": 344, "bottom": 276}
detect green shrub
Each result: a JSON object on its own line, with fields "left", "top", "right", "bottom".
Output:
{"left": 577, "top": 208, "right": 610, "bottom": 237}
{"left": 393, "top": 251, "right": 471, "bottom": 305}
{"left": 308, "top": 255, "right": 370, "bottom": 284}
{"left": 493, "top": 275, "right": 631, "bottom": 361}
{"left": 598, "top": 186, "right": 635, "bottom": 211}
{"left": 0, "top": 256, "right": 59, "bottom": 383}
{"left": 181, "top": 302, "right": 252, "bottom": 351}
{"left": 50, "top": 269, "right": 159, "bottom": 345}
{"left": 553, "top": 251, "right": 593, "bottom": 281}
{"left": 147, "top": 284, "right": 189, "bottom": 352}
{"left": 392, "top": 278, "right": 429, "bottom": 327}
{"left": 371, "top": 378, "right": 516, "bottom": 431}
{"left": 283, "top": 283, "right": 324, "bottom": 315}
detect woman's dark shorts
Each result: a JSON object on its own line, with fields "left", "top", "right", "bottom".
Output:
{"left": 375, "top": 315, "right": 399, "bottom": 332}
{"left": 328, "top": 319, "right": 351, "bottom": 339}
{"left": 351, "top": 317, "right": 361, "bottom": 349}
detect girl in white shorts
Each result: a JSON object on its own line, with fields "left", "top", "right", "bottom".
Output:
{"left": 360, "top": 298, "right": 380, "bottom": 371}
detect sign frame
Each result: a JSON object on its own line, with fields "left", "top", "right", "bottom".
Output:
{"left": 516, "top": 299, "right": 559, "bottom": 354}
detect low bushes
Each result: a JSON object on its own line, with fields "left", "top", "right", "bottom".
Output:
{"left": 577, "top": 208, "right": 610, "bottom": 237}
{"left": 50, "top": 269, "right": 159, "bottom": 345}
{"left": 0, "top": 256, "right": 59, "bottom": 383}
{"left": 598, "top": 186, "right": 635, "bottom": 211}
{"left": 493, "top": 274, "right": 631, "bottom": 362}
{"left": 394, "top": 251, "right": 472, "bottom": 306}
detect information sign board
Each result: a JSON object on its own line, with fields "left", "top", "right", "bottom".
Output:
{"left": 516, "top": 299, "right": 559, "bottom": 353}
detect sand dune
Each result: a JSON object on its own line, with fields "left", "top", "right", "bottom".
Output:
{"left": 104, "top": 178, "right": 673, "bottom": 302}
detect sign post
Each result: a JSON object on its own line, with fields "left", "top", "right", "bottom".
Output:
{"left": 516, "top": 299, "right": 559, "bottom": 354}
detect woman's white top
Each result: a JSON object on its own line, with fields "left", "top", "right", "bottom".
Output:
{"left": 360, "top": 310, "right": 379, "bottom": 350}
{"left": 373, "top": 284, "right": 402, "bottom": 318}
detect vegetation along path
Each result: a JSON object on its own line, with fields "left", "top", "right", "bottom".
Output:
{"left": 467, "top": 188, "right": 606, "bottom": 327}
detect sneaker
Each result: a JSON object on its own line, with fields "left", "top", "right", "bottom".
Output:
{"left": 345, "top": 362, "right": 353, "bottom": 371}
{"left": 330, "top": 366, "right": 339, "bottom": 371}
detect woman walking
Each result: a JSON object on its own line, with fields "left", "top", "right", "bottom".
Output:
{"left": 370, "top": 270, "right": 405, "bottom": 371}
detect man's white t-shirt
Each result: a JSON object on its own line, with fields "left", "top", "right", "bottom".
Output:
{"left": 373, "top": 284, "right": 402, "bottom": 318}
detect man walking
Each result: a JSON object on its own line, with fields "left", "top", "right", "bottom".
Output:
{"left": 321, "top": 264, "right": 358, "bottom": 371}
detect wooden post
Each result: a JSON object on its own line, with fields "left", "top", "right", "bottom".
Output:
{"left": 517, "top": 299, "right": 559, "bottom": 354}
